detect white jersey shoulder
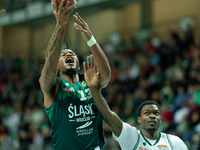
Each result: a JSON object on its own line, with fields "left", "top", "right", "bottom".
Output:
{"left": 113, "top": 122, "right": 188, "bottom": 150}
{"left": 167, "top": 134, "right": 188, "bottom": 150}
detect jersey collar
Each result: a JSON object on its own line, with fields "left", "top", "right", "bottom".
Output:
{"left": 140, "top": 130, "right": 161, "bottom": 146}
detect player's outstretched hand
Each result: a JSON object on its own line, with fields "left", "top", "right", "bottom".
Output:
{"left": 83, "top": 55, "right": 100, "bottom": 88}
{"left": 73, "top": 12, "right": 93, "bottom": 41}
{"left": 51, "top": 0, "right": 76, "bottom": 28}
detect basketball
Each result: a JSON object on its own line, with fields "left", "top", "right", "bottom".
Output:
{"left": 56, "top": 0, "right": 79, "bottom": 7}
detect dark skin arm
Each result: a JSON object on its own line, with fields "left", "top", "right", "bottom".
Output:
{"left": 73, "top": 13, "right": 111, "bottom": 88}
{"left": 83, "top": 55, "right": 122, "bottom": 137}
{"left": 39, "top": 0, "right": 76, "bottom": 108}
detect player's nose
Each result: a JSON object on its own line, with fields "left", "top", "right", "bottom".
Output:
{"left": 149, "top": 113, "right": 156, "bottom": 118}
{"left": 66, "top": 53, "right": 72, "bottom": 56}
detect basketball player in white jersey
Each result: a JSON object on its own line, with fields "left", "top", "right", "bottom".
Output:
{"left": 83, "top": 56, "right": 188, "bottom": 150}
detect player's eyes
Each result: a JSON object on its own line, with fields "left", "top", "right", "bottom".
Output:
{"left": 61, "top": 53, "right": 76, "bottom": 56}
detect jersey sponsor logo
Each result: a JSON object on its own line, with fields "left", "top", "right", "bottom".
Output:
{"left": 76, "top": 116, "right": 91, "bottom": 122}
{"left": 139, "top": 147, "right": 150, "bottom": 150}
{"left": 158, "top": 145, "right": 167, "bottom": 147}
{"left": 68, "top": 103, "right": 94, "bottom": 118}
{"left": 68, "top": 103, "right": 95, "bottom": 136}
{"left": 76, "top": 127, "right": 93, "bottom": 136}
{"left": 63, "top": 88, "right": 75, "bottom": 92}
{"left": 158, "top": 145, "right": 170, "bottom": 150}
{"left": 76, "top": 121, "right": 92, "bottom": 129}
{"left": 81, "top": 81, "right": 87, "bottom": 87}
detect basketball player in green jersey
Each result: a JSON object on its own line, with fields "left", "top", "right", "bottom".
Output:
{"left": 39, "top": 0, "right": 110, "bottom": 149}
{"left": 83, "top": 57, "right": 188, "bottom": 150}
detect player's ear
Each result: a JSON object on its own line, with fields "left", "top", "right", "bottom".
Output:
{"left": 137, "top": 117, "right": 141, "bottom": 124}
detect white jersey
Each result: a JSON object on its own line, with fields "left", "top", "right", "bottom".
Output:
{"left": 113, "top": 122, "right": 188, "bottom": 150}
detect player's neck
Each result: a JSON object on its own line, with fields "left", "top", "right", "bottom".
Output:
{"left": 60, "top": 74, "right": 79, "bottom": 85}
{"left": 141, "top": 129, "right": 159, "bottom": 140}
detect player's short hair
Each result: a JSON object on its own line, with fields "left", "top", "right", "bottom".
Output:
{"left": 136, "top": 100, "right": 161, "bottom": 117}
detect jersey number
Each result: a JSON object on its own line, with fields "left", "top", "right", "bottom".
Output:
{"left": 78, "top": 88, "right": 92, "bottom": 101}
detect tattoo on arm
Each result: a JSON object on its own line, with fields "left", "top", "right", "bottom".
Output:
{"left": 41, "top": 27, "right": 65, "bottom": 91}
{"left": 46, "top": 27, "right": 65, "bottom": 59}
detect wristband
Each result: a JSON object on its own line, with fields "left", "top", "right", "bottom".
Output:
{"left": 87, "top": 35, "right": 96, "bottom": 47}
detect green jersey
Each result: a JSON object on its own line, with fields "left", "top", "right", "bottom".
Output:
{"left": 44, "top": 76, "right": 104, "bottom": 150}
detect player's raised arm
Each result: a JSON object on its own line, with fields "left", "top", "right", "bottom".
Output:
{"left": 73, "top": 12, "right": 111, "bottom": 88}
{"left": 39, "top": 0, "right": 76, "bottom": 108}
{"left": 83, "top": 55, "right": 122, "bottom": 137}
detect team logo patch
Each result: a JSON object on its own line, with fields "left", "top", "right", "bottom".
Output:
{"left": 63, "top": 88, "right": 75, "bottom": 92}
{"left": 81, "top": 81, "right": 87, "bottom": 87}
{"left": 65, "top": 82, "right": 69, "bottom": 86}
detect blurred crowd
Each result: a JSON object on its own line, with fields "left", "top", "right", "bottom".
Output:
{"left": 102, "top": 25, "right": 200, "bottom": 150}
{"left": 0, "top": 25, "right": 200, "bottom": 150}
{"left": 2, "top": 0, "right": 49, "bottom": 13}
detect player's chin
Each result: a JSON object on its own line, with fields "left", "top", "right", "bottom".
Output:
{"left": 65, "top": 64, "right": 76, "bottom": 70}
{"left": 65, "top": 68, "right": 78, "bottom": 74}
{"left": 65, "top": 63, "right": 75, "bottom": 67}
{"left": 148, "top": 129, "right": 157, "bottom": 134}
{"left": 147, "top": 125, "right": 159, "bottom": 132}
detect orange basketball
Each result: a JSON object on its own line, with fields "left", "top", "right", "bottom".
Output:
{"left": 56, "top": 0, "right": 79, "bottom": 7}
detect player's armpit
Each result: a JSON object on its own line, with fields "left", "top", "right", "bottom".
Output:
{"left": 104, "top": 112, "right": 123, "bottom": 137}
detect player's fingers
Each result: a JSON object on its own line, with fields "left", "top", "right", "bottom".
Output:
{"left": 87, "top": 56, "right": 90, "bottom": 69}
{"left": 73, "top": 23, "right": 87, "bottom": 32}
{"left": 51, "top": 0, "right": 58, "bottom": 12}
{"left": 58, "top": 0, "right": 66, "bottom": 13}
{"left": 61, "top": 0, "right": 67, "bottom": 7}
{"left": 95, "top": 63, "right": 100, "bottom": 79}
{"left": 76, "top": 12, "right": 87, "bottom": 27}
{"left": 94, "top": 62, "right": 97, "bottom": 73}
{"left": 65, "top": 0, "right": 70, "bottom": 8}
{"left": 61, "top": 1, "right": 70, "bottom": 15}
{"left": 73, "top": 22, "right": 81, "bottom": 29}
{"left": 77, "top": 28, "right": 87, "bottom": 32}
{"left": 96, "top": 71, "right": 100, "bottom": 79}
{"left": 73, "top": 14, "right": 86, "bottom": 28}
{"left": 66, "top": 6, "right": 76, "bottom": 16}
{"left": 83, "top": 62, "right": 87, "bottom": 72}
{"left": 53, "top": 0, "right": 58, "bottom": 5}
{"left": 90, "top": 55, "right": 94, "bottom": 68}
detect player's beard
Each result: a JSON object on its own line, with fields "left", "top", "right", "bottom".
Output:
{"left": 147, "top": 127, "right": 158, "bottom": 134}
{"left": 64, "top": 68, "right": 79, "bottom": 75}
